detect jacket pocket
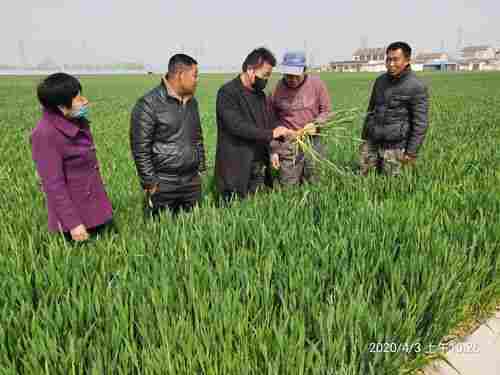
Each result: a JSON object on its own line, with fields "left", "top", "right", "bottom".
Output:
{"left": 65, "top": 175, "right": 93, "bottom": 209}
{"left": 63, "top": 147, "right": 96, "bottom": 170}
{"left": 388, "top": 95, "right": 411, "bottom": 109}
{"left": 380, "top": 122, "right": 409, "bottom": 142}
{"left": 367, "top": 106, "right": 385, "bottom": 141}
{"left": 155, "top": 110, "right": 182, "bottom": 137}
{"left": 152, "top": 142, "right": 197, "bottom": 174}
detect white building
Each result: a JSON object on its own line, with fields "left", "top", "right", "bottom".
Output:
{"left": 458, "top": 59, "right": 500, "bottom": 71}
{"left": 360, "top": 61, "right": 386, "bottom": 73}
{"left": 328, "top": 47, "right": 386, "bottom": 73}
{"left": 415, "top": 52, "right": 449, "bottom": 63}
{"left": 456, "top": 45, "right": 500, "bottom": 71}
{"left": 352, "top": 48, "right": 386, "bottom": 62}
{"left": 460, "top": 46, "right": 496, "bottom": 60}
{"left": 326, "top": 45, "right": 500, "bottom": 73}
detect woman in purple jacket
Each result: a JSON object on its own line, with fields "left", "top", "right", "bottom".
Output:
{"left": 31, "top": 73, "right": 113, "bottom": 242}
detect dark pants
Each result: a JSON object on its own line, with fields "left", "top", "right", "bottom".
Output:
{"left": 220, "top": 159, "right": 269, "bottom": 203}
{"left": 146, "top": 174, "right": 202, "bottom": 218}
{"left": 63, "top": 219, "right": 117, "bottom": 243}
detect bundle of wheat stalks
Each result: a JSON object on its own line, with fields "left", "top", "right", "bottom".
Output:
{"left": 291, "top": 108, "right": 364, "bottom": 174}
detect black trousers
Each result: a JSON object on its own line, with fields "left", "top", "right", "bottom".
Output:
{"left": 146, "top": 174, "right": 202, "bottom": 218}
{"left": 220, "top": 159, "right": 271, "bottom": 204}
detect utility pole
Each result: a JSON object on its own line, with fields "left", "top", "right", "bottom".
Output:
{"left": 310, "top": 50, "right": 315, "bottom": 69}
{"left": 18, "top": 40, "right": 27, "bottom": 67}
{"left": 195, "top": 42, "right": 204, "bottom": 60}
{"left": 81, "top": 40, "right": 88, "bottom": 65}
{"left": 457, "top": 26, "right": 464, "bottom": 54}
{"left": 361, "top": 35, "right": 368, "bottom": 49}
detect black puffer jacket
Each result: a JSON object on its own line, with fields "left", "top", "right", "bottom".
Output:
{"left": 361, "top": 68, "right": 429, "bottom": 156}
{"left": 130, "top": 82, "right": 206, "bottom": 188}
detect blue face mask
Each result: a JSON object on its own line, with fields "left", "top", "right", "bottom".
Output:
{"left": 69, "top": 104, "right": 89, "bottom": 119}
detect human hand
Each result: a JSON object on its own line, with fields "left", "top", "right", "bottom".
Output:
{"left": 359, "top": 141, "right": 368, "bottom": 155}
{"left": 273, "top": 126, "right": 295, "bottom": 140}
{"left": 70, "top": 224, "right": 89, "bottom": 242}
{"left": 143, "top": 183, "right": 159, "bottom": 194}
{"left": 271, "top": 153, "right": 280, "bottom": 169}
{"left": 400, "top": 153, "right": 417, "bottom": 166}
{"left": 144, "top": 183, "right": 159, "bottom": 209}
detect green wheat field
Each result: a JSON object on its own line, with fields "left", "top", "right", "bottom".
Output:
{"left": 0, "top": 72, "right": 499, "bottom": 374}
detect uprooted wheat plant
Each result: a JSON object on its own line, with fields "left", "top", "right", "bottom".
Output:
{"left": 292, "top": 108, "right": 365, "bottom": 174}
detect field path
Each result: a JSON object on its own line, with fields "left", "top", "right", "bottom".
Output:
{"left": 424, "top": 310, "right": 500, "bottom": 375}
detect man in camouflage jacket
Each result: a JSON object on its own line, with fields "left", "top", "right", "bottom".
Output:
{"left": 360, "top": 41, "right": 429, "bottom": 176}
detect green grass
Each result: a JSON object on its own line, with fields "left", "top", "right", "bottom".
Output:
{"left": 0, "top": 72, "right": 499, "bottom": 374}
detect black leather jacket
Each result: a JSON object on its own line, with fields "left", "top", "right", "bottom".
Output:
{"left": 130, "top": 82, "right": 206, "bottom": 188}
{"left": 362, "top": 68, "right": 429, "bottom": 156}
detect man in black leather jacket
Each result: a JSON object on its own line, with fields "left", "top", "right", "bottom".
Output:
{"left": 130, "top": 54, "right": 206, "bottom": 216}
{"left": 360, "top": 41, "right": 429, "bottom": 176}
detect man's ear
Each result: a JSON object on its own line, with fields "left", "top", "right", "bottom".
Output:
{"left": 246, "top": 67, "right": 255, "bottom": 77}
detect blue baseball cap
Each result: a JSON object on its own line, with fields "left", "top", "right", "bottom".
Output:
{"left": 281, "top": 51, "right": 307, "bottom": 75}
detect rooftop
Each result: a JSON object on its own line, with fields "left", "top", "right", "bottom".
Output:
{"left": 352, "top": 47, "right": 386, "bottom": 56}
{"left": 461, "top": 45, "right": 493, "bottom": 53}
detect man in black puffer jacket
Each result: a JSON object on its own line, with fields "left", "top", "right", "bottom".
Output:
{"left": 130, "top": 54, "right": 206, "bottom": 216}
{"left": 360, "top": 41, "right": 429, "bottom": 176}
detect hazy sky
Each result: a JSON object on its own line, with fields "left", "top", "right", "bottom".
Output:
{"left": 1, "top": 0, "right": 499, "bottom": 68}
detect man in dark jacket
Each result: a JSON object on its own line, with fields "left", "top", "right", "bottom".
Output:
{"left": 360, "top": 41, "right": 429, "bottom": 176}
{"left": 215, "top": 47, "right": 294, "bottom": 201}
{"left": 130, "top": 54, "right": 206, "bottom": 216}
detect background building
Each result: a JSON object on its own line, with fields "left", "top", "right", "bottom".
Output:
{"left": 329, "top": 47, "right": 386, "bottom": 73}
{"left": 324, "top": 43, "right": 500, "bottom": 73}
{"left": 457, "top": 45, "right": 499, "bottom": 71}
{"left": 352, "top": 48, "right": 386, "bottom": 62}
{"left": 460, "top": 46, "right": 496, "bottom": 60}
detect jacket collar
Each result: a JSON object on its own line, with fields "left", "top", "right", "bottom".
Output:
{"left": 281, "top": 74, "right": 308, "bottom": 90}
{"left": 235, "top": 74, "right": 266, "bottom": 97}
{"left": 235, "top": 74, "right": 249, "bottom": 92}
{"left": 161, "top": 77, "right": 193, "bottom": 104}
{"left": 43, "top": 110, "right": 82, "bottom": 138}
{"left": 388, "top": 65, "right": 412, "bottom": 82}
{"left": 233, "top": 75, "right": 267, "bottom": 127}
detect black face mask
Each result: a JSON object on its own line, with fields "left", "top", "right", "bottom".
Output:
{"left": 252, "top": 76, "right": 268, "bottom": 92}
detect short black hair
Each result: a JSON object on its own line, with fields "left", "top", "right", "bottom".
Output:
{"left": 242, "top": 47, "right": 277, "bottom": 72}
{"left": 386, "top": 41, "right": 412, "bottom": 59}
{"left": 167, "top": 54, "right": 198, "bottom": 76}
{"left": 37, "top": 73, "right": 82, "bottom": 113}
